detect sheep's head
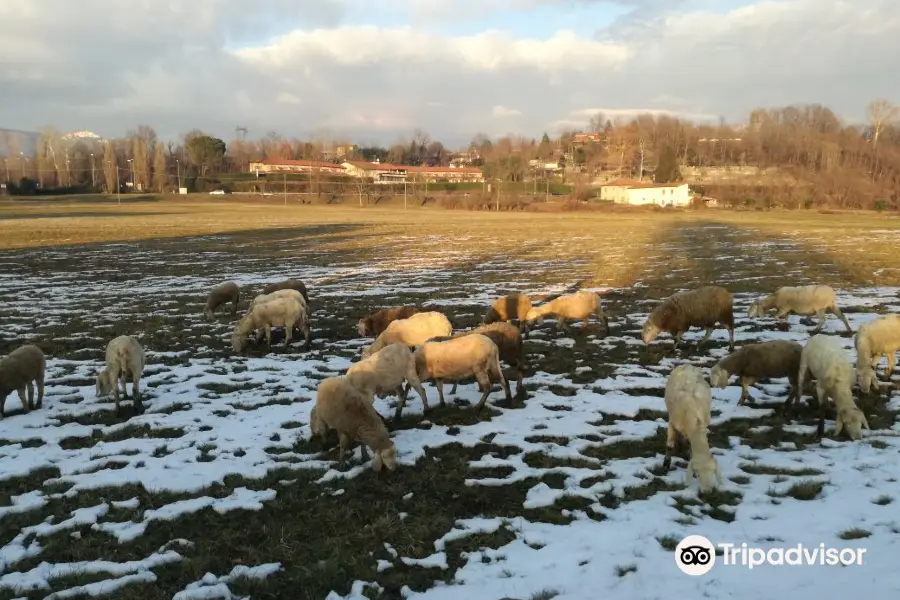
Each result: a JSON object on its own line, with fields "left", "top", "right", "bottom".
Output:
{"left": 857, "top": 365, "right": 877, "bottom": 395}
{"left": 641, "top": 317, "right": 660, "bottom": 344}
{"left": 834, "top": 406, "right": 869, "bottom": 440}
{"left": 482, "top": 307, "right": 499, "bottom": 325}
{"left": 686, "top": 454, "right": 722, "bottom": 494}
{"left": 202, "top": 306, "right": 214, "bottom": 321}
{"left": 95, "top": 370, "right": 113, "bottom": 398}
{"left": 357, "top": 318, "right": 371, "bottom": 337}
{"left": 231, "top": 331, "right": 246, "bottom": 353}
{"left": 747, "top": 300, "right": 764, "bottom": 318}
{"left": 524, "top": 308, "right": 543, "bottom": 323}
{"left": 372, "top": 443, "right": 398, "bottom": 472}
{"left": 709, "top": 365, "right": 730, "bottom": 389}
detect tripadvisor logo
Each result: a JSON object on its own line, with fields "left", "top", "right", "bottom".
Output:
{"left": 675, "top": 535, "right": 868, "bottom": 574}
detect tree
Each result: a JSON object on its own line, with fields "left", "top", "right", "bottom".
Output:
{"left": 102, "top": 140, "right": 118, "bottom": 193}
{"left": 153, "top": 142, "right": 167, "bottom": 192}
{"left": 867, "top": 99, "right": 899, "bottom": 148}
{"left": 654, "top": 145, "right": 681, "bottom": 183}
{"left": 185, "top": 134, "right": 226, "bottom": 175}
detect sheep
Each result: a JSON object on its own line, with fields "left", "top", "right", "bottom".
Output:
{"left": 642, "top": 285, "right": 735, "bottom": 351}
{"left": 203, "top": 281, "right": 240, "bottom": 320}
{"left": 312, "top": 375, "right": 397, "bottom": 471}
{"left": 483, "top": 293, "right": 533, "bottom": 336}
{"left": 262, "top": 278, "right": 309, "bottom": 304}
{"left": 249, "top": 289, "right": 306, "bottom": 311}
{"left": 96, "top": 335, "right": 145, "bottom": 416}
{"left": 798, "top": 334, "right": 869, "bottom": 441}
{"left": 357, "top": 305, "right": 421, "bottom": 338}
{"left": 231, "top": 295, "right": 310, "bottom": 353}
{"left": 524, "top": 290, "right": 609, "bottom": 335}
{"left": 413, "top": 333, "right": 511, "bottom": 411}
{"left": 854, "top": 314, "right": 900, "bottom": 394}
{"left": 709, "top": 340, "right": 804, "bottom": 409}
{"left": 362, "top": 311, "right": 453, "bottom": 358}
{"left": 662, "top": 364, "right": 723, "bottom": 494}
{"left": 0, "top": 344, "right": 46, "bottom": 419}
{"left": 345, "top": 342, "right": 428, "bottom": 421}
{"left": 425, "top": 322, "right": 525, "bottom": 401}
{"left": 747, "top": 285, "right": 852, "bottom": 334}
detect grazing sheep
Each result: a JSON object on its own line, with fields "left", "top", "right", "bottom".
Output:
{"left": 357, "top": 305, "right": 422, "bottom": 338}
{"left": 433, "top": 323, "right": 525, "bottom": 401}
{"left": 663, "top": 364, "right": 723, "bottom": 494}
{"left": 249, "top": 289, "right": 307, "bottom": 311}
{"left": 96, "top": 335, "right": 145, "bottom": 416}
{"left": 798, "top": 334, "right": 869, "bottom": 441}
{"left": 413, "top": 333, "right": 510, "bottom": 411}
{"left": 483, "top": 293, "right": 533, "bottom": 336}
{"left": 747, "top": 285, "right": 852, "bottom": 333}
{"left": 345, "top": 343, "right": 428, "bottom": 421}
{"left": 709, "top": 340, "right": 804, "bottom": 408}
{"left": 642, "top": 285, "right": 734, "bottom": 351}
{"left": 0, "top": 344, "right": 46, "bottom": 419}
{"left": 524, "top": 290, "right": 609, "bottom": 335}
{"left": 362, "top": 311, "right": 453, "bottom": 358}
{"left": 855, "top": 314, "right": 900, "bottom": 393}
{"left": 232, "top": 295, "right": 310, "bottom": 353}
{"left": 262, "top": 278, "right": 309, "bottom": 304}
{"left": 203, "top": 281, "right": 240, "bottom": 320}
{"left": 312, "top": 376, "right": 397, "bottom": 471}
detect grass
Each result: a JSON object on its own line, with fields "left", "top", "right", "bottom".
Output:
{"left": 0, "top": 196, "right": 898, "bottom": 598}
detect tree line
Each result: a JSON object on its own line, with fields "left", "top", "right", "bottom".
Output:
{"left": 1, "top": 100, "right": 898, "bottom": 209}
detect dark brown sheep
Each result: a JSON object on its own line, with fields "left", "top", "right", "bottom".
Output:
{"left": 482, "top": 293, "right": 533, "bottom": 337}
{"left": 641, "top": 285, "right": 734, "bottom": 351}
{"left": 262, "top": 279, "right": 309, "bottom": 304}
{"left": 357, "top": 305, "right": 422, "bottom": 338}
{"left": 710, "top": 340, "right": 803, "bottom": 408}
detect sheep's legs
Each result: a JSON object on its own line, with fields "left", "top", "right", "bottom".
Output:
{"left": 885, "top": 352, "right": 895, "bottom": 380}
{"left": 436, "top": 380, "right": 446, "bottom": 407}
{"left": 783, "top": 378, "right": 798, "bottom": 416}
{"left": 395, "top": 379, "right": 428, "bottom": 421}
{"left": 698, "top": 327, "right": 713, "bottom": 348}
{"left": 812, "top": 309, "right": 826, "bottom": 333}
{"left": 672, "top": 331, "right": 684, "bottom": 351}
{"left": 17, "top": 386, "right": 30, "bottom": 414}
{"left": 120, "top": 375, "right": 129, "bottom": 399}
{"left": 474, "top": 372, "right": 492, "bottom": 410}
{"left": 515, "top": 366, "right": 525, "bottom": 400}
{"left": 264, "top": 325, "right": 273, "bottom": 347}
{"left": 132, "top": 377, "right": 143, "bottom": 414}
{"left": 727, "top": 327, "right": 735, "bottom": 351}
{"left": 337, "top": 432, "right": 350, "bottom": 467}
{"left": 113, "top": 383, "right": 121, "bottom": 416}
{"left": 302, "top": 323, "right": 312, "bottom": 350}
{"left": 284, "top": 322, "right": 293, "bottom": 348}
{"left": 814, "top": 384, "right": 829, "bottom": 439}
{"left": 662, "top": 424, "right": 678, "bottom": 471}
{"left": 830, "top": 304, "right": 853, "bottom": 333}
{"left": 35, "top": 375, "right": 44, "bottom": 409}
{"left": 738, "top": 376, "right": 755, "bottom": 405}
{"left": 26, "top": 382, "right": 34, "bottom": 411}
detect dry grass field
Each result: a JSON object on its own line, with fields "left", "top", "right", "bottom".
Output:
{"left": 0, "top": 195, "right": 898, "bottom": 599}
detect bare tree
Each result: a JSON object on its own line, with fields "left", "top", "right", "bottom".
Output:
{"left": 867, "top": 99, "right": 899, "bottom": 148}
{"left": 153, "top": 142, "right": 167, "bottom": 192}
{"left": 102, "top": 140, "right": 118, "bottom": 193}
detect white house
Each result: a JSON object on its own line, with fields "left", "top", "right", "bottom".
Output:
{"left": 599, "top": 179, "right": 692, "bottom": 207}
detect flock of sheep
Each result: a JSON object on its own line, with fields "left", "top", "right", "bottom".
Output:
{"left": 1, "top": 278, "right": 897, "bottom": 494}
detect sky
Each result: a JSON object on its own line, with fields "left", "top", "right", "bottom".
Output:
{"left": 0, "top": 0, "right": 898, "bottom": 147}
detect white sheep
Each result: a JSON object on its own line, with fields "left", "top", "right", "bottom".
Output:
{"left": 231, "top": 295, "right": 310, "bottom": 353}
{"left": 0, "top": 344, "right": 46, "bottom": 419}
{"left": 524, "top": 290, "right": 609, "bottom": 334}
{"left": 345, "top": 342, "right": 428, "bottom": 421}
{"left": 96, "top": 335, "right": 145, "bottom": 416}
{"left": 413, "top": 333, "right": 510, "bottom": 411}
{"left": 362, "top": 311, "right": 453, "bottom": 358}
{"left": 663, "top": 364, "right": 723, "bottom": 494}
{"left": 311, "top": 375, "right": 398, "bottom": 471}
{"left": 798, "top": 334, "right": 869, "bottom": 440}
{"left": 748, "top": 285, "right": 852, "bottom": 333}
{"left": 855, "top": 314, "right": 900, "bottom": 394}
{"left": 249, "top": 289, "right": 307, "bottom": 311}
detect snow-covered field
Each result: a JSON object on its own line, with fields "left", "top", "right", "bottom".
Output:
{"left": 1, "top": 223, "right": 899, "bottom": 599}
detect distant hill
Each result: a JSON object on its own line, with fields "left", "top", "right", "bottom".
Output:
{"left": 0, "top": 128, "right": 39, "bottom": 156}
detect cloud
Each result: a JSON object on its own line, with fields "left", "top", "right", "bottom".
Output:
{"left": 0, "top": 0, "right": 897, "bottom": 146}
{"left": 492, "top": 106, "right": 524, "bottom": 118}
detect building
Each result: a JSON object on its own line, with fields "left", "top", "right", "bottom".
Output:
{"left": 334, "top": 144, "right": 358, "bottom": 158}
{"left": 406, "top": 165, "right": 484, "bottom": 183}
{"left": 571, "top": 132, "right": 604, "bottom": 145}
{"left": 599, "top": 179, "right": 692, "bottom": 207}
{"left": 341, "top": 161, "right": 408, "bottom": 183}
{"left": 248, "top": 158, "right": 346, "bottom": 175}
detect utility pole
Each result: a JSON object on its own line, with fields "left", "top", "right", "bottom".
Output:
{"left": 546, "top": 175, "right": 550, "bottom": 203}
{"left": 116, "top": 165, "right": 120, "bottom": 205}
{"left": 90, "top": 153, "right": 95, "bottom": 188}
{"left": 176, "top": 160, "right": 181, "bottom": 190}
{"left": 404, "top": 179, "right": 407, "bottom": 209}
{"left": 127, "top": 158, "right": 134, "bottom": 191}
{"left": 283, "top": 173, "right": 287, "bottom": 205}
{"left": 3, "top": 158, "right": 8, "bottom": 182}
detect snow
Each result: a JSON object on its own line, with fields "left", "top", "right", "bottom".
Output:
{"left": 1, "top": 226, "right": 899, "bottom": 598}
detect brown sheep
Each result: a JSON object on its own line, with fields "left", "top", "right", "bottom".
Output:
{"left": 357, "top": 305, "right": 422, "bottom": 338}
{"left": 203, "top": 281, "right": 240, "bottom": 320}
{"left": 262, "top": 279, "right": 309, "bottom": 304}
{"left": 0, "top": 344, "right": 46, "bottom": 419}
{"left": 710, "top": 340, "right": 803, "bottom": 408}
{"left": 482, "top": 293, "right": 533, "bottom": 336}
{"left": 641, "top": 285, "right": 734, "bottom": 351}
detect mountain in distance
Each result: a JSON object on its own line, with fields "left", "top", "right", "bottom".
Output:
{"left": 0, "top": 129, "right": 105, "bottom": 157}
